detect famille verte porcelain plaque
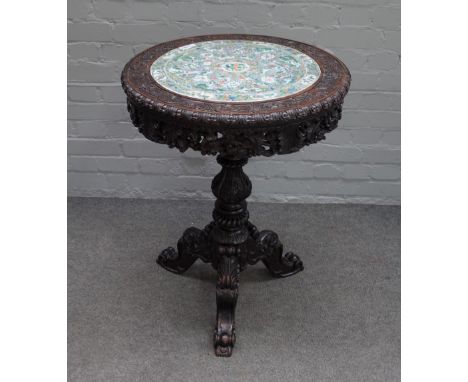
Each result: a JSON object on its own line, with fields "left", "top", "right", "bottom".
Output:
{"left": 150, "top": 40, "right": 321, "bottom": 102}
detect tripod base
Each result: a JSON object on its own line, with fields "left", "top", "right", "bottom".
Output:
{"left": 157, "top": 223, "right": 303, "bottom": 357}
{"left": 156, "top": 156, "right": 304, "bottom": 357}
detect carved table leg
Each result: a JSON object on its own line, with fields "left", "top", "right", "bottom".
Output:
{"left": 257, "top": 230, "right": 304, "bottom": 278}
{"left": 214, "top": 254, "right": 239, "bottom": 357}
{"left": 156, "top": 156, "right": 303, "bottom": 357}
{"left": 247, "top": 222, "right": 304, "bottom": 277}
{"left": 208, "top": 156, "right": 251, "bottom": 356}
{"left": 157, "top": 226, "right": 211, "bottom": 274}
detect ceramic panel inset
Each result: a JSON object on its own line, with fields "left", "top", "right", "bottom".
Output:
{"left": 150, "top": 40, "right": 321, "bottom": 102}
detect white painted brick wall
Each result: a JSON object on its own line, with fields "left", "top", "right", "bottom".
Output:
{"left": 68, "top": 0, "right": 401, "bottom": 205}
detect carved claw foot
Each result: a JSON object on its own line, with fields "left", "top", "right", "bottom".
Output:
{"left": 156, "top": 227, "right": 210, "bottom": 274}
{"left": 214, "top": 254, "right": 239, "bottom": 357}
{"left": 257, "top": 230, "right": 304, "bottom": 278}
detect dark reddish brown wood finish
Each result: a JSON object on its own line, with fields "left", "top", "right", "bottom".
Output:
{"left": 121, "top": 34, "right": 351, "bottom": 357}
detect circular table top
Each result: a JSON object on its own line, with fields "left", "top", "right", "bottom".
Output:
{"left": 121, "top": 34, "right": 351, "bottom": 158}
{"left": 149, "top": 40, "right": 321, "bottom": 103}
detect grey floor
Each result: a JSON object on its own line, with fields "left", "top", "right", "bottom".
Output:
{"left": 68, "top": 197, "right": 400, "bottom": 382}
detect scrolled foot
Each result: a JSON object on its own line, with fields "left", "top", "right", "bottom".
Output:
{"left": 257, "top": 230, "right": 304, "bottom": 278}
{"left": 157, "top": 246, "right": 196, "bottom": 274}
{"left": 268, "top": 251, "right": 304, "bottom": 278}
{"left": 214, "top": 330, "right": 235, "bottom": 357}
{"left": 214, "top": 255, "right": 239, "bottom": 357}
{"left": 156, "top": 227, "right": 210, "bottom": 274}
{"left": 214, "top": 328, "right": 236, "bottom": 357}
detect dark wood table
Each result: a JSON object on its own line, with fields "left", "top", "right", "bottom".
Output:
{"left": 121, "top": 34, "right": 351, "bottom": 357}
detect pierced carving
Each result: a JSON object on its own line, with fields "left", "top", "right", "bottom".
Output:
{"left": 121, "top": 34, "right": 350, "bottom": 159}
{"left": 127, "top": 99, "right": 344, "bottom": 158}
{"left": 122, "top": 34, "right": 350, "bottom": 357}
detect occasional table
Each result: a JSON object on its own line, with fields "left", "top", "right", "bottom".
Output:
{"left": 121, "top": 34, "right": 350, "bottom": 357}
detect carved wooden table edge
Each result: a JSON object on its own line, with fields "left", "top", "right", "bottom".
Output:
{"left": 121, "top": 34, "right": 351, "bottom": 357}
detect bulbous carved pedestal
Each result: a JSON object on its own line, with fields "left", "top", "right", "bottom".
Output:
{"left": 122, "top": 34, "right": 351, "bottom": 357}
